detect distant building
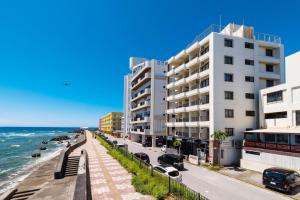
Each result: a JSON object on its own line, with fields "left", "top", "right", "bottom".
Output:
{"left": 99, "top": 112, "right": 123, "bottom": 137}
{"left": 241, "top": 51, "right": 300, "bottom": 172}
{"left": 165, "top": 23, "right": 284, "bottom": 165}
{"left": 123, "top": 57, "right": 167, "bottom": 146}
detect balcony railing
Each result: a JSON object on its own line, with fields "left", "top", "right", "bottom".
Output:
{"left": 244, "top": 140, "right": 300, "bottom": 153}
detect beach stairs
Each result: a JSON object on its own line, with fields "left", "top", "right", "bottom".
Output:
{"left": 63, "top": 156, "right": 80, "bottom": 177}
{"left": 2, "top": 188, "right": 40, "bottom": 200}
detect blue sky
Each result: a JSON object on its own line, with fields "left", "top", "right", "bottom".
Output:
{"left": 0, "top": 0, "right": 299, "bottom": 127}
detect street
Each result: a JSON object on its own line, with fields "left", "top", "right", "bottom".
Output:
{"left": 104, "top": 134, "right": 291, "bottom": 200}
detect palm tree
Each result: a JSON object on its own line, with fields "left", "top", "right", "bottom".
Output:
{"left": 211, "top": 130, "right": 228, "bottom": 165}
{"left": 173, "top": 139, "right": 182, "bottom": 155}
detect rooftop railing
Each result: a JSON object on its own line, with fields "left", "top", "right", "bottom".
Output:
{"left": 186, "top": 24, "right": 281, "bottom": 48}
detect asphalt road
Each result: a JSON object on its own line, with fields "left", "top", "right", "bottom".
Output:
{"left": 105, "top": 134, "right": 290, "bottom": 200}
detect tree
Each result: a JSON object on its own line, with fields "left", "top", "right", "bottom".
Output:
{"left": 211, "top": 130, "right": 228, "bottom": 165}
{"left": 173, "top": 139, "right": 182, "bottom": 155}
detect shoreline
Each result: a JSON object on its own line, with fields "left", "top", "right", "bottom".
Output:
{"left": 0, "top": 148, "right": 62, "bottom": 195}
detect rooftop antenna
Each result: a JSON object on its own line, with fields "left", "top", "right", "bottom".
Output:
{"left": 219, "top": 15, "right": 222, "bottom": 31}
{"left": 242, "top": 17, "right": 245, "bottom": 26}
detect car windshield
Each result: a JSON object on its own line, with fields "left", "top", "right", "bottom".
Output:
{"left": 168, "top": 171, "right": 179, "bottom": 177}
{"left": 265, "top": 171, "right": 285, "bottom": 181}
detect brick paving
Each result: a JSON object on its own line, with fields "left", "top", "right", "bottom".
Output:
{"left": 86, "top": 131, "right": 153, "bottom": 200}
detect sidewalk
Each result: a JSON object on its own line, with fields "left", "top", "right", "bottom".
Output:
{"left": 86, "top": 131, "right": 153, "bottom": 200}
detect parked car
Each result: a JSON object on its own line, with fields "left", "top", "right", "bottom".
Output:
{"left": 153, "top": 164, "right": 182, "bottom": 182}
{"left": 112, "top": 140, "right": 118, "bottom": 145}
{"left": 157, "top": 154, "right": 184, "bottom": 170}
{"left": 142, "top": 141, "right": 151, "bottom": 147}
{"left": 263, "top": 167, "right": 300, "bottom": 193}
{"left": 161, "top": 145, "right": 167, "bottom": 153}
{"left": 116, "top": 143, "right": 125, "bottom": 149}
{"left": 134, "top": 152, "right": 150, "bottom": 164}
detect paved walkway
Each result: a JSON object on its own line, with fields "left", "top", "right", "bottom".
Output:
{"left": 86, "top": 131, "right": 153, "bottom": 200}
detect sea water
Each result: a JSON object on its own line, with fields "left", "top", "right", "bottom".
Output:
{"left": 0, "top": 127, "right": 76, "bottom": 193}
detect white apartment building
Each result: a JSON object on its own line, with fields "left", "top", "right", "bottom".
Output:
{"left": 123, "top": 74, "right": 132, "bottom": 138}
{"left": 241, "top": 52, "right": 300, "bottom": 172}
{"left": 165, "top": 23, "right": 284, "bottom": 165}
{"left": 124, "top": 57, "right": 166, "bottom": 146}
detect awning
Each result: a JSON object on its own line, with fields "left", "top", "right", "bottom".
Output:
{"left": 245, "top": 128, "right": 300, "bottom": 134}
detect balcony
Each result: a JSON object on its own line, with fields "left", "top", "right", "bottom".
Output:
{"left": 166, "top": 94, "right": 175, "bottom": 101}
{"left": 131, "top": 88, "right": 151, "bottom": 102}
{"left": 131, "top": 72, "right": 151, "bottom": 90}
{"left": 186, "top": 72, "right": 199, "bottom": 83}
{"left": 265, "top": 118, "right": 288, "bottom": 128}
{"left": 174, "top": 77, "right": 187, "bottom": 87}
{"left": 131, "top": 128, "right": 150, "bottom": 135}
{"left": 174, "top": 92, "right": 187, "bottom": 100}
{"left": 131, "top": 61, "right": 151, "bottom": 83}
{"left": 166, "top": 68, "right": 175, "bottom": 77}
{"left": 186, "top": 57, "right": 200, "bottom": 69}
{"left": 166, "top": 81, "right": 175, "bottom": 89}
{"left": 174, "top": 105, "right": 188, "bottom": 113}
{"left": 174, "top": 63, "right": 187, "bottom": 74}
{"left": 130, "top": 116, "right": 150, "bottom": 124}
{"left": 258, "top": 55, "right": 280, "bottom": 64}
{"left": 131, "top": 101, "right": 150, "bottom": 112}
{"left": 166, "top": 108, "right": 175, "bottom": 114}
{"left": 259, "top": 71, "right": 280, "bottom": 80}
{"left": 244, "top": 140, "right": 300, "bottom": 154}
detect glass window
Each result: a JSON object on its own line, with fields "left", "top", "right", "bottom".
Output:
{"left": 246, "top": 111, "right": 255, "bottom": 116}
{"left": 266, "top": 80, "right": 274, "bottom": 87}
{"left": 168, "top": 171, "right": 179, "bottom": 177}
{"left": 225, "top": 109, "right": 234, "bottom": 118}
{"left": 266, "top": 64, "right": 274, "bottom": 72}
{"left": 245, "top": 42, "right": 254, "bottom": 49}
{"left": 265, "top": 112, "right": 287, "bottom": 119}
{"left": 245, "top": 76, "right": 254, "bottom": 82}
{"left": 224, "top": 56, "right": 233, "bottom": 64}
{"left": 224, "top": 73, "right": 233, "bottom": 82}
{"left": 266, "top": 49, "right": 273, "bottom": 57}
{"left": 224, "top": 39, "right": 233, "bottom": 47}
{"left": 295, "top": 135, "right": 300, "bottom": 144}
{"left": 265, "top": 134, "right": 276, "bottom": 143}
{"left": 245, "top": 59, "right": 254, "bottom": 66}
{"left": 245, "top": 93, "right": 255, "bottom": 99}
{"left": 225, "top": 128, "right": 234, "bottom": 136}
{"left": 296, "top": 111, "right": 300, "bottom": 126}
{"left": 221, "top": 149, "right": 224, "bottom": 159}
{"left": 267, "top": 91, "right": 282, "bottom": 103}
{"left": 277, "top": 134, "right": 288, "bottom": 144}
{"left": 224, "top": 91, "right": 234, "bottom": 100}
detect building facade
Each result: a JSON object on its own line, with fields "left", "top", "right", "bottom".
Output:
{"left": 241, "top": 52, "right": 300, "bottom": 172}
{"left": 123, "top": 74, "right": 132, "bottom": 138}
{"left": 124, "top": 57, "right": 166, "bottom": 146}
{"left": 99, "top": 112, "right": 123, "bottom": 135}
{"left": 165, "top": 23, "right": 284, "bottom": 165}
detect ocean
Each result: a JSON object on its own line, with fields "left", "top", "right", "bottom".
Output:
{"left": 0, "top": 127, "right": 77, "bottom": 193}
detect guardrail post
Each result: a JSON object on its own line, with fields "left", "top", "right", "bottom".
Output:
{"left": 151, "top": 165, "right": 153, "bottom": 176}
{"left": 197, "top": 193, "right": 200, "bottom": 200}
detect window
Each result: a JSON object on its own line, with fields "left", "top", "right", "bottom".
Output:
{"left": 265, "top": 134, "right": 276, "bottom": 143}
{"left": 224, "top": 73, "right": 233, "bottom": 82}
{"left": 246, "top": 150, "right": 260, "bottom": 155}
{"left": 295, "top": 135, "right": 300, "bottom": 144}
{"left": 245, "top": 59, "right": 254, "bottom": 66}
{"left": 224, "top": 39, "right": 233, "bottom": 47}
{"left": 266, "top": 80, "right": 274, "bottom": 87}
{"left": 266, "top": 49, "right": 273, "bottom": 57}
{"left": 245, "top": 76, "right": 254, "bottom": 82}
{"left": 267, "top": 91, "right": 282, "bottom": 103}
{"left": 246, "top": 110, "right": 255, "bottom": 116}
{"left": 220, "top": 149, "right": 224, "bottom": 159}
{"left": 266, "top": 64, "right": 274, "bottom": 72}
{"left": 245, "top": 93, "right": 255, "bottom": 99}
{"left": 224, "top": 91, "right": 234, "bottom": 100}
{"left": 245, "top": 42, "right": 254, "bottom": 49}
{"left": 224, "top": 56, "right": 233, "bottom": 64}
{"left": 265, "top": 112, "right": 287, "bottom": 119}
{"left": 277, "top": 134, "right": 288, "bottom": 144}
{"left": 296, "top": 111, "right": 300, "bottom": 126}
{"left": 225, "top": 109, "right": 234, "bottom": 118}
{"left": 200, "top": 78, "right": 209, "bottom": 88}
{"left": 225, "top": 128, "right": 234, "bottom": 136}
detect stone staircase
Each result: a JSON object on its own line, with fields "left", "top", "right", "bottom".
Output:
{"left": 8, "top": 188, "right": 40, "bottom": 200}
{"left": 64, "top": 156, "right": 80, "bottom": 177}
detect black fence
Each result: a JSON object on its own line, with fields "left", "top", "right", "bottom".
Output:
{"left": 97, "top": 133, "right": 208, "bottom": 200}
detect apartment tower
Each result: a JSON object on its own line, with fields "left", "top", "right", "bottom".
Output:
{"left": 125, "top": 57, "right": 166, "bottom": 146}
{"left": 165, "top": 23, "right": 284, "bottom": 165}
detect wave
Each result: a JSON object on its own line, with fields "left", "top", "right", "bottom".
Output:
{"left": 1, "top": 133, "right": 36, "bottom": 137}
{"left": 0, "top": 139, "right": 5, "bottom": 142}
{"left": 10, "top": 144, "right": 21, "bottom": 148}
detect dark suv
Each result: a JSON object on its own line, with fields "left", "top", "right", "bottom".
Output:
{"left": 157, "top": 154, "right": 184, "bottom": 170}
{"left": 263, "top": 167, "right": 300, "bottom": 193}
{"left": 134, "top": 152, "right": 150, "bottom": 164}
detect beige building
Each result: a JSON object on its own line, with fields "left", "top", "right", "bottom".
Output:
{"left": 99, "top": 112, "right": 123, "bottom": 136}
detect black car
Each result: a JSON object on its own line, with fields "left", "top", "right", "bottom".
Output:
{"left": 263, "top": 167, "right": 300, "bottom": 193}
{"left": 142, "top": 141, "right": 151, "bottom": 147}
{"left": 134, "top": 152, "right": 150, "bottom": 164}
{"left": 157, "top": 154, "right": 184, "bottom": 170}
